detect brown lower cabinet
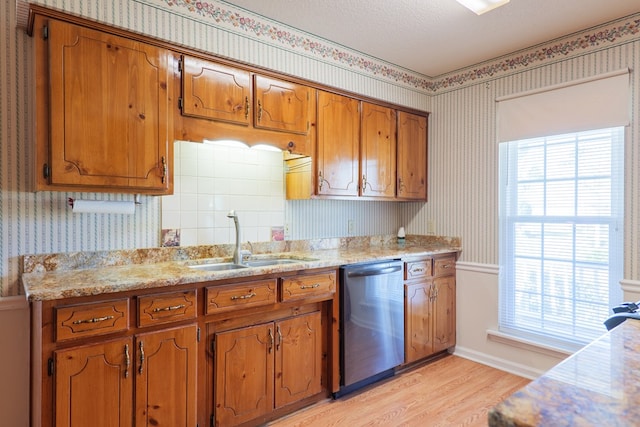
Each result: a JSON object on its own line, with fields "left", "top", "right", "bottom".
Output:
{"left": 404, "top": 254, "right": 456, "bottom": 363}
{"left": 53, "top": 325, "right": 198, "bottom": 427}
{"left": 213, "top": 312, "right": 322, "bottom": 426}
{"left": 32, "top": 268, "right": 339, "bottom": 427}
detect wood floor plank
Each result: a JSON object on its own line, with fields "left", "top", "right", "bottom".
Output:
{"left": 269, "top": 355, "right": 530, "bottom": 427}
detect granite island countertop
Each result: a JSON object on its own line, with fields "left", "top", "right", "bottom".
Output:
{"left": 21, "top": 235, "right": 461, "bottom": 301}
{"left": 489, "top": 319, "right": 640, "bottom": 427}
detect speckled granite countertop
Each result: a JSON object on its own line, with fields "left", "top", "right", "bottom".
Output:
{"left": 21, "top": 235, "right": 461, "bottom": 301}
{"left": 489, "top": 319, "right": 640, "bottom": 427}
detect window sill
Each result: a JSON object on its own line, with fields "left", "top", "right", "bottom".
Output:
{"left": 487, "top": 329, "right": 577, "bottom": 359}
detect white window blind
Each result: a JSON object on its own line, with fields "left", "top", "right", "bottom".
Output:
{"left": 496, "top": 69, "right": 630, "bottom": 143}
{"left": 498, "top": 127, "right": 624, "bottom": 348}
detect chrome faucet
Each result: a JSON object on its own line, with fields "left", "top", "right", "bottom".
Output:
{"left": 227, "top": 210, "right": 241, "bottom": 265}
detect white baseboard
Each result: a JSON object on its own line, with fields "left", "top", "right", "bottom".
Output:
{"left": 452, "top": 345, "right": 544, "bottom": 380}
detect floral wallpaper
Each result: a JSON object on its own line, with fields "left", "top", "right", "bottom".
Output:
{"left": 156, "top": 0, "right": 640, "bottom": 92}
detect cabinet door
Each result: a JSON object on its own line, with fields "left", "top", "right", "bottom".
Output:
{"left": 135, "top": 325, "right": 198, "bottom": 427}
{"left": 254, "top": 75, "right": 310, "bottom": 134}
{"left": 275, "top": 312, "right": 322, "bottom": 408}
{"left": 361, "top": 102, "right": 397, "bottom": 198}
{"left": 404, "top": 282, "right": 433, "bottom": 363}
{"left": 55, "top": 338, "right": 133, "bottom": 427}
{"left": 47, "top": 19, "right": 171, "bottom": 192}
{"left": 432, "top": 276, "right": 456, "bottom": 353}
{"left": 214, "top": 323, "right": 274, "bottom": 426}
{"left": 316, "top": 91, "right": 360, "bottom": 196}
{"left": 397, "top": 111, "right": 428, "bottom": 200}
{"left": 181, "top": 55, "right": 251, "bottom": 125}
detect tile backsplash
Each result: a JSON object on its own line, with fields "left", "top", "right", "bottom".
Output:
{"left": 161, "top": 141, "right": 285, "bottom": 246}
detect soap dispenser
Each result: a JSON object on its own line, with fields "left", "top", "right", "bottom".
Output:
{"left": 397, "top": 226, "right": 406, "bottom": 246}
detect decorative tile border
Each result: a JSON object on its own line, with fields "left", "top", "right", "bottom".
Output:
{"left": 149, "top": 0, "right": 640, "bottom": 93}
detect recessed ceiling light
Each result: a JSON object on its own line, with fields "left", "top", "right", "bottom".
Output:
{"left": 456, "top": 0, "right": 510, "bottom": 15}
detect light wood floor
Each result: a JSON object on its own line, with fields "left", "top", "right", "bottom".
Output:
{"left": 269, "top": 355, "right": 530, "bottom": 427}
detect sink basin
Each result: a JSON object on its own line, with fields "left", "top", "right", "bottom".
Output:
{"left": 188, "top": 263, "right": 248, "bottom": 271}
{"left": 244, "top": 259, "right": 301, "bottom": 267}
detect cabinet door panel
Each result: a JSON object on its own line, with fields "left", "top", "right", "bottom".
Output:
{"left": 134, "top": 325, "right": 197, "bottom": 427}
{"left": 181, "top": 56, "right": 251, "bottom": 125}
{"left": 255, "top": 75, "right": 310, "bottom": 134}
{"left": 47, "top": 19, "right": 170, "bottom": 191}
{"left": 215, "top": 323, "right": 274, "bottom": 426}
{"left": 316, "top": 91, "right": 360, "bottom": 196}
{"left": 275, "top": 312, "right": 322, "bottom": 408}
{"left": 404, "top": 282, "right": 433, "bottom": 363}
{"left": 432, "top": 276, "right": 456, "bottom": 353}
{"left": 361, "top": 102, "right": 396, "bottom": 198}
{"left": 55, "top": 338, "right": 133, "bottom": 427}
{"left": 397, "top": 111, "right": 428, "bottom": 200}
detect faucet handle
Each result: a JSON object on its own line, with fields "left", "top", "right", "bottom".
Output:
{"left": 239, "top": 249, "right": 252, "bottom": 264}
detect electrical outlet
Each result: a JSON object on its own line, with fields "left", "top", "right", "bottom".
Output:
{"left": 348, "top": 220, "right": 355, "bottom": 235}
{"left": 284, "top": 223, "right": 291, "bottom": 236}
{"left": 427, "top": 220, "right": 435, "bottom": 235}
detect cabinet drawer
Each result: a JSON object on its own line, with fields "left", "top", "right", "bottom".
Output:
{"left": 138, "top": 290, "right": 197, "bottom": 327}
{"left": 206, "top": 279, "right": 277, "bottom": 314}
{"left": 281, "top": 271, "right": 336, "bottom": 302}
{"left": 405, "top": 259, "right": 432, "bottom": 280}
{"left": 55, "top": 299, "right": 129, "bottom": 342}
{"left": 434, "top": 256, "right": 456, "bottom": 277}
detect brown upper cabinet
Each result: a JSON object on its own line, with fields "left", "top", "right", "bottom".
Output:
{"left": 177, "top": 55, "right": 315, "bottom": 156}
{"left": 315, "top": 91, "right": 416, "bottom": 200}
{"left": 361, "top": 102, "right": 397, "bottom": 199}
{"left": 397, "top": 111, "right": 428, "bottom": 201}
{"left": 32, "top": 14, "right": 174, "bottom": 195}
{"left": 316, "top": 91, "right": 361, "bottom": 197}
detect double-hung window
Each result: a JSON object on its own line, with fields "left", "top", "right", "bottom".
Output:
{"left": 496, "top": 69, "right": 629, "bottom": 349}
{"left": 498, "top": 128, "right": 624, "bottom": 348}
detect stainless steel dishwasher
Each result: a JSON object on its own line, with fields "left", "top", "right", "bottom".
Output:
{"left": 336, "top": 260, "right": 404, "bottom": 397}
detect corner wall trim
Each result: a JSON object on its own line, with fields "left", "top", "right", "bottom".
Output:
{"left": 455, "top": 262, "right": 499, "bottom": 275}
{"left": 621, "top": 279, "right": 640, "bottom": 294}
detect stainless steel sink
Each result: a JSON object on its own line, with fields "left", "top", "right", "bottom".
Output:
{"left": 243, "top": 259, "right": 300, "bottom": 267}
{"left": 188, "top": 263, "right": 248, "bottom": 271}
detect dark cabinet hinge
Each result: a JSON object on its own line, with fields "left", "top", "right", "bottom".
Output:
{"left": 43, "top": 163, "right": 50, "bottom": 179}
{"left": 178, "top": 58, "right": 182, "bottom": 73}
{"left": 178, "top": 97, "right": 183, "bottom": 111}
{"left": 197, "top": 327, "right": 201, "bottom": 342}
{"left": 42, "top": 25, "right": 48, "bottom": 40}
{"left": 47, "top": 358, "right": 54, "bottom": 376}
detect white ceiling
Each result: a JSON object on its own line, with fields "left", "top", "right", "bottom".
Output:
{"left": 220, "top": 0, "right": 640, "bottom": 77}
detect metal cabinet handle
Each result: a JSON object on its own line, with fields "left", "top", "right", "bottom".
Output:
{"left": 257, "top": 100, "right": 263, "bottom": 122}
{"left": 362, "top": 175, "right": 367, "bottom": 193}
{"left": 276, "top": 326, "right": 283, "bottom": 350}
{"left": 268, "top": 328, "right": 274, "bottom": 354}
{"left": 152, "top": 304, "right": 185, "bottom": 312}
{"left": 398, "top": 177, "right": 405, "bottom": 194}
{"left": 138, "top": 341, "right": 145, "bottom": 375}
{"left": 161, "top": 156, "right": 168, "bottom": 184}
{"left": 318, "top": 171, "right": 326, "bottom": 192}
{"left": 124, "top": 344, "right": 130, "bottom": 378}
{"left": 244, "top": 96, "right": 250, "bottom": 119}
{"left": 300, "top": 283, "right": 320, "bottom": 290}
{"left": 230, "top": 292, "right": 256, "bottom": 300}
{"left": 72, "top": 315, "right": 114, "bottom": 325}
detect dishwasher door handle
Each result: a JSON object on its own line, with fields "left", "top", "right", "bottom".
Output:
{"left": 346, "top": 265, "right": 402, "bottom": 278}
